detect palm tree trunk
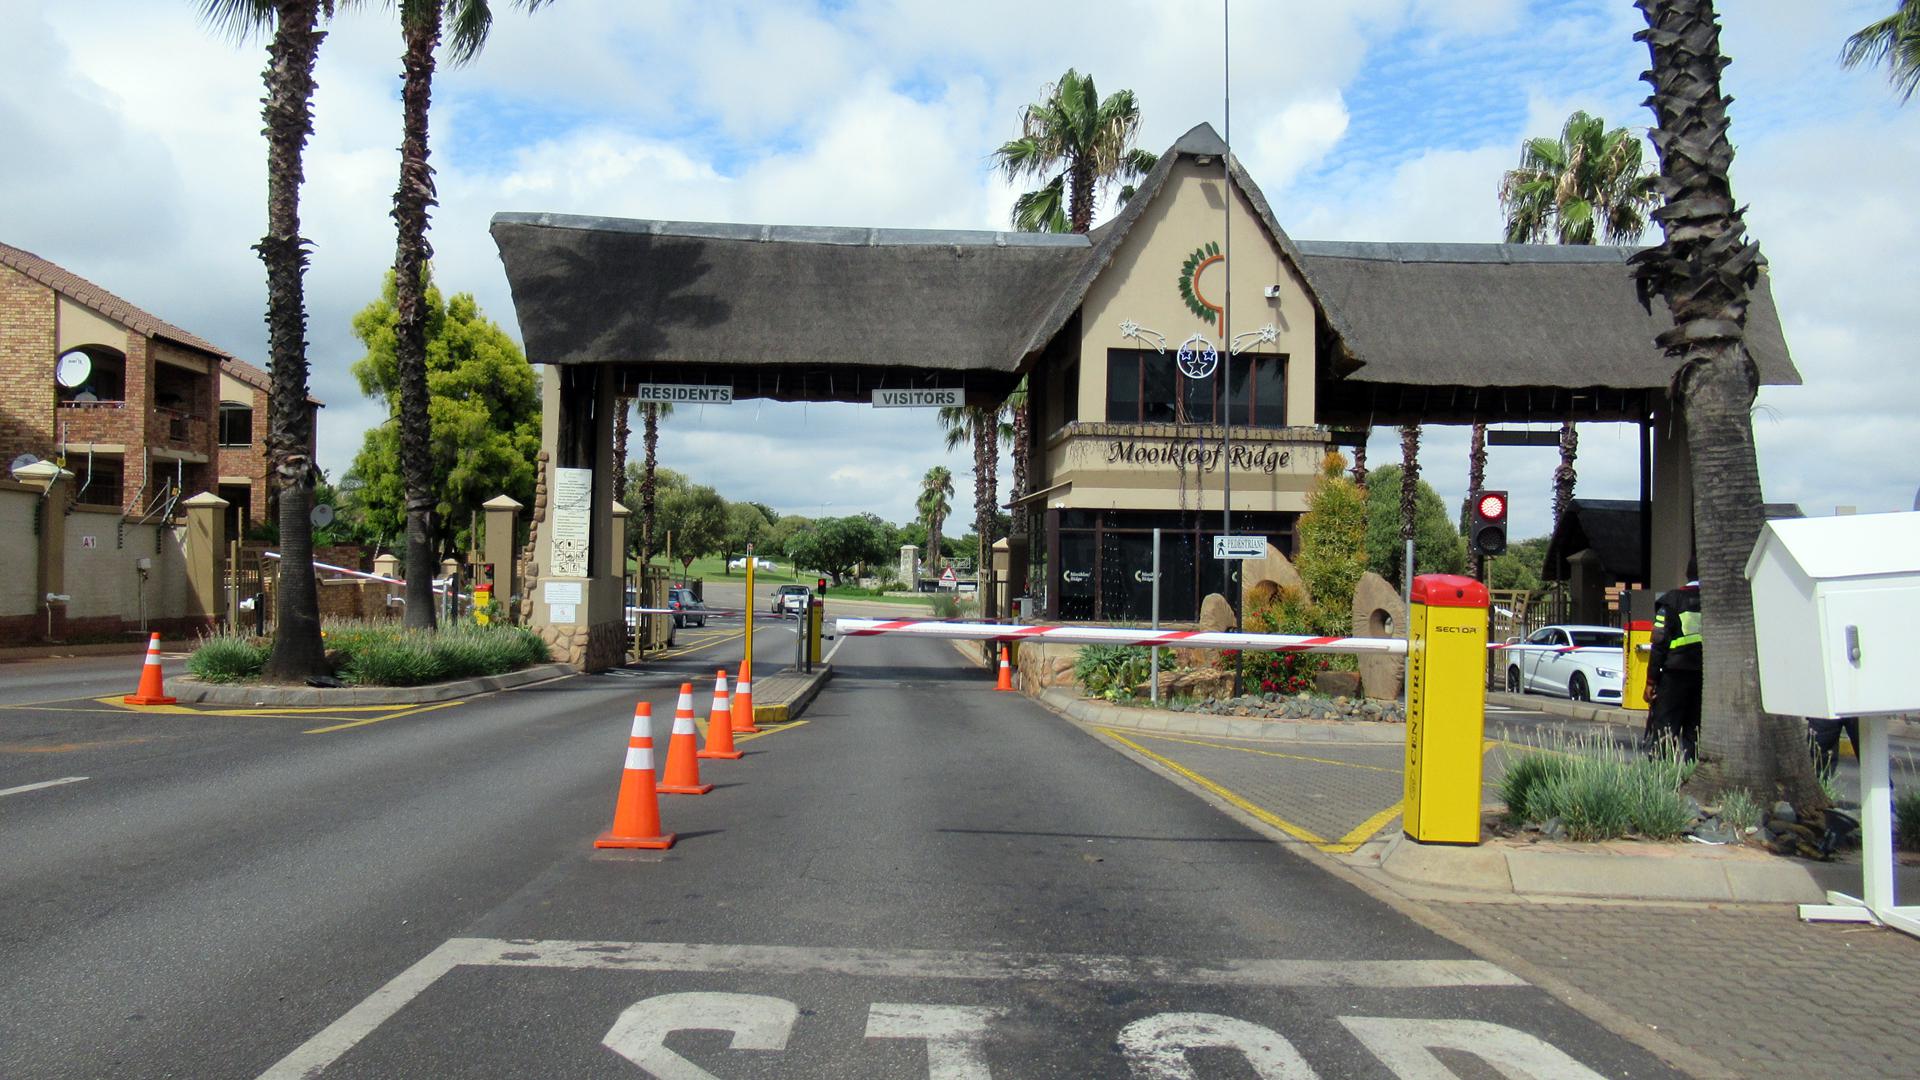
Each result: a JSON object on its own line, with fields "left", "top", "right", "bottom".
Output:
{"left": 611, "top": 398, "right": 630, "bottom": 501}
{"left": 973, "top": 408, "right": 999, "bottom": 618}
{"left": 1468, "top": 421, "right": 1488, "bottom": 580}
{"left": 1010, "top": 399, "right": 1030, "bottom": 540}
{"left": 393, "top": 0, "right": 441, "bottom": 630}
{"left": 639, "top": 404, "right": 659, "bottom": 565}
{"left": 260, "top": 0, "right": 329, "bottom": 682}
{"left": 1632, "top": 0, "right": 1823, "bottom": 806}
{"left": 1398, "top": 424, "right": 1420, "bottom": 585}
{"left": 1350, "top": 441, "right": 1368, "bottom": 487}
{"left": 1068, "top": 159, "right": 1095, "bottom": 234}
{"left": 1552, "top": 420, "right": 1578, "bottom": 532}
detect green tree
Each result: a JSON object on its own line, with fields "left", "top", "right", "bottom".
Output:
{"left": 1633, "top": 0, "right": 1824, "bottom": 806}
{"left": 721, "top": 501, "right": 777, "bottom": 570}
{"left": 994, "top": 69, "right": 1158, "bottom": 234}
{"left": 916, "top": 466, "right": 954, "bottom": 574}
{"left": 1484, "top": 536, "right": 1550, "bottom": 593}
{"left": 764, "top": 514, "right": 812, "bottom": 559}
{"left": 1842, "top": 1, "right": 1920, "bottom": 101}
{"left": 348, "top": 271, "right": 539, "bottom": 565}
{"left": 656, "top": 482, "right": 727, "bottom": 574}
{"left": 1498, "top": 110, "right": 1659, "bottom": 245}
{"left": 1294, "top": 450, "right": 1369, "bottom": 633}
{"left": 200, "top": 0, "right": 337, "bottom": 680}
{"left": 1362, "top": 465, "right": 1465, "bottom": 585}
{"left": 786, "top": 515, "right": 888, "bottom": 585}
{"left": 638, "top": 403, "right": 674, "bottom": 565}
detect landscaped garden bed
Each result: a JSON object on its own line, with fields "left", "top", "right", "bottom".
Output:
{"left": 187, "top": 620, "right": 551, "bottom": 687}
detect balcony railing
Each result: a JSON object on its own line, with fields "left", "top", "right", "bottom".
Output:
{"left": 56, "top": 399, "right": 130, "bottom": 446}
{"left": 156, "top": 408, "right": 209, "bottom": 448}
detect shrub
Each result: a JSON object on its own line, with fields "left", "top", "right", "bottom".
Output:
{"left": 1498, "top": 733, "right": 1696, "bottom": 841}
{"left": 929, "top": 592, "right": 961, "bottom": 619}
{"left": 187, "top": 631, "right": 270, "bottom": 683}
{"left": 1897, "top": 789, "right": 1920, "bottom": 851}
{"left": 1073, "top": 644, "right": 1173, "bottom": 701}
{"left": 1717, "top": 788, "right": 1762, "bottom": 830}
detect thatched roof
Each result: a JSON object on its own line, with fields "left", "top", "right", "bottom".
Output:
{"left": 489, "top": 122, "right": 1802, "bottom": 412}
{"left": 1543, "top": 497, "right": 1804, "bottom": 582}
{"left": 1298, "top": 241, "right": 1800, "bottom": 389}
{"left": 490, "top": 214, "right": 1089, "bottom": 383}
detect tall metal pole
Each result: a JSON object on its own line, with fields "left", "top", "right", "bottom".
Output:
{"left": 1221, "top": 0, "right": 1240, "bottom": 696}
{"left": 1150, "top": 527, "right": 1162, "bottom": 704}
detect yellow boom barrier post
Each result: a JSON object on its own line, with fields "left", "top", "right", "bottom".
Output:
{"left": 1403, "top": 573, "right": 1490, "bottom": 845}
{"left": 1620, "top": 589, "right": 1653, "bottom": 714}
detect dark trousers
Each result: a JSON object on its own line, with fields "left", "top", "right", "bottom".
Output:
{"left": 1645, "top": 668, "right": 1702, "bottom": 761}
{"left": 1808, "top": 716, "right": 1860, "bottom": 778}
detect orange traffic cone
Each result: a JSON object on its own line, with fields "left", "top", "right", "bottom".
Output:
{"left": 732, "top": 659, "right": 760, "bottom": 733}
{"left": 995, "top": 643, "right": 1014, "bottom": 691}
{"left": 657, "top": 683, "right": 714, "bottom": 795}
{"left": 594, "top": 702, "right": 675, "bottom": 850}
{"left": 698, "top": 670, "right": 743, "bottom": 760}
{"left": 123, "top": 632, "right": 177, "bottom": 705}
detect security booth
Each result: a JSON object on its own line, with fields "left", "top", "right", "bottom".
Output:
{"left": 1402, "top": 574, "right": 1490, "bottom": 845}
{"left": 1747, "top": 510, "right": 1920, "bottom": 937}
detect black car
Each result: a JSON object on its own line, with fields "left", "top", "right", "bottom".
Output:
{"left": 668, "top": 587, "right": 707, "bottom": 628}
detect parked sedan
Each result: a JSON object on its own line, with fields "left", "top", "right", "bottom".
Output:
{"left": 1502, "top": 624, "right": 1625, "bottom": 703}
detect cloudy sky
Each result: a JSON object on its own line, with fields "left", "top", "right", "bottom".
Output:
{"left": 5, "top": 0, "right": 1914, "bottom": 539}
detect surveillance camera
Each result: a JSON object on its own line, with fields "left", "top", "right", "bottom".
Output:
{"left": 1263, "top": 285, "right": 1283, "bottom": 299}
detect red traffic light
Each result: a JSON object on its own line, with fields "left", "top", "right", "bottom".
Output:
{"left": 1470, "top": 489, "right": 1509, "bottom": 558}
{"left": 1475, "top": 492, "right": 1507, "bottom": 522}
{"left": 816, "top": 577, "right": 827, "bottom": 592}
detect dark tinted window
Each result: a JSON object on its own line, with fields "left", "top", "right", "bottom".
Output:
{"left": 1251, "top": 356, "right": 1286, "bottom": 427}
{"left": 1570, "top": 630, "right": 1622, "bottom": 648}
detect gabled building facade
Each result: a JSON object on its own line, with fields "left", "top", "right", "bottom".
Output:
{"left": 0, "top": 241, "right": 315, "bottom": 535}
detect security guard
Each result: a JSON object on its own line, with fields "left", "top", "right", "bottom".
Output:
{"left": 1644, "top": 566, "right": 1703, "bottom": 761}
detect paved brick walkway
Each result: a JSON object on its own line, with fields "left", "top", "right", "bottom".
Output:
{"left": 1431, "top": 900, "right": 1920, "bottom": 1079}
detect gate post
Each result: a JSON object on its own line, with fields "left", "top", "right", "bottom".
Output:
{"left": 182, "top": 491, "right": 229, "bottom": 634}
{"left": 482, "top": 495, "right": 523, "bottom": 623}
{"left": 1403, "top": 573, "right": 1489, "bottom": 845}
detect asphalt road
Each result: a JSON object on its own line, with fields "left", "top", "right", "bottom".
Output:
{"left": 2, "top": 626, "right": 1681, "bottom": 1078}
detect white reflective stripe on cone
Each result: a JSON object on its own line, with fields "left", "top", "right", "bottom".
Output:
{"left": 624, "top": 747, "right": 654, "bottom": 772}
{"left": 672, "top": 714, "right": 696, "bottom": 734}
{"left": 629, "top": 716, "right": 649, "bottom": 737}
{"left": 677, "top": 692, "right": 695, "bottom": 711}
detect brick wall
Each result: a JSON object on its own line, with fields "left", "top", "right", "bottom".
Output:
{"left": 214, "top": 377, "right": 270, "bottom": 527}
{"left": 0, "top": 264, "right": 56, "bottom": 460}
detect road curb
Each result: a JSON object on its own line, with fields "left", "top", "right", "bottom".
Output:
{"left": 751, "top": 664, "right": 832, "bottom": 723}
{"left": 168, "top": 663, "right": 578, "bottom": 706}
{"left": 0, "top": 639, "right": 180, "bottom": 661}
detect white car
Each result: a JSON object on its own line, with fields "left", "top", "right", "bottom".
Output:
{"left": 1501, "top": 624, "right": 1625, "bottom": 704}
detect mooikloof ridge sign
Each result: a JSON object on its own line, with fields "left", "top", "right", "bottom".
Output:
{"left": 1103, "top": 439, "right": 1291, "bottom": 475}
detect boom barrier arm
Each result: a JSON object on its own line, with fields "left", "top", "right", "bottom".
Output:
{"left": 834, "top": 618, "right": 1408, "bottom": 656}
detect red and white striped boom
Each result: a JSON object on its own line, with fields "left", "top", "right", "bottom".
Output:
{"left": 835, "top": 618, "right": 1408, "bottom": 656}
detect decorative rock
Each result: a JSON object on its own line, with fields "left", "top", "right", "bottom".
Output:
{"left": 1241, "top": 544, "right": 1310, "bottom": 612}
{"left": 1198, "top": 593, "right": 1238, "bottom": 633}
{"left": 1771, "top": 801, "right": 1796, "bottom": 824}
{"left": 1351, "top": 571, "right": 1406, "bottom": 700}
{"left": 1314, "top": 671, "right": 1362, "bottom": 698}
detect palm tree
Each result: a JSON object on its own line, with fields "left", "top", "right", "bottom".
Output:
{"left": 1466, "top": 422, "right": 1488, "bottom": 580}
{"left": 638, "top": 402, "right": 672, "bottom": 566}
{"left": 1842, "top": 2, "right": 1920, "bottom": 101}
{"left": 1003, "top": 378, "right": 1028, "bottom": 540}
{"left": 938, "top": 404, "right": 1001, "bottom": 617}
{"left": 386, "top": 0, "right": 550, "bottom": 629}
{"left": 994, "top": 69, "right": 1158, "bottom": 234}
{"left": 916, "top": 466, "right": 954, "bottom": 576}
{"left": 1398, "top": 424, "right": 1421, "bottom": 591}
{"left": 1631, "top": 0, "right": 1823, "bottom": 806}
{"left": 1551, "top": 420, "right": 1579, "bottom": 530}
{"left": 201, "top": 0, "right": 336, "bottom": 680}
{"left": 1499, "top": 110, "right": 1659, "bottom": 245}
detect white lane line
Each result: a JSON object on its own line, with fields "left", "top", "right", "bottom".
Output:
{"left": 258, "top": 937, "right": 1525, "bottom": 1078}
{"left": 0, "top": 776, "right": 89, "bottom": 798}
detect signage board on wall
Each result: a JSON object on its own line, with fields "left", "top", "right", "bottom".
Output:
{"left": 549, "top": 467, "right": 592, "bottom": 577}
{"left": 1213, "top": 535, "right": 1269, "bottom": 560}
{"left": 872, "top": 388, "right": 963, "bottom": 408}
{"left": 632, "top": 383, "right": 733, "bottom": 404}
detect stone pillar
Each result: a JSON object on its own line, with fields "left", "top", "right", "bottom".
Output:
{"left": 482, "top": 494, "right": 522, "bottom": 619}
{"left": 1650, "top": 401, "right": 1693, "bottom": 592}
{"left": 181, "top": 491, "right": 229, "bottom": 624}
{"left": 17, "top": 461, "right": 73, "bottom": 640}
{"left": 531, "top": 364, "right": 623, "bottom": 670}
{"left": 372, "top": 552, "right": 401, "bottom": 580}
{"left": 1567, "top": 548, "right": 1607, "bottom": 625}
{"left": 899, "top": 544, "right": 918, "bottom": 587}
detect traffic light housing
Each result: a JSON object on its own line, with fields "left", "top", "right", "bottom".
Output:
{"left": 816, "top": 577, "right": 828, "bottom": 593}
{"left": 1470, "top": 490, "right": 1509, "bottom": 557}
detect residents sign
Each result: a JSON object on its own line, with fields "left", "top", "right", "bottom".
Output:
{"left": 1213, "top": 535, "right": 1268, "bottom": 559}
{"left": 633, "top": 383, "right": 732, "bottom": 404}
{"left": 872, "top": 388, "right": 963, "bottom": 408}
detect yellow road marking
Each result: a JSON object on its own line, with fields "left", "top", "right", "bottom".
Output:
{"left": 304, "top": 700, "right": 463, "bottom": 734}
{"left": 736, "top": 719, "right": 808, "bottom": 743}
{"left": 1118, "top": 729, "right": 1402, "bottom": 775}
{"left": 1098, "top": 727, "right": 1404, "bottom": 854}
{"left": 93, "top": 695, "right": 433, "bottom": 718}
{"left": 654, "top": 630, "right": 746, "bottom": 660}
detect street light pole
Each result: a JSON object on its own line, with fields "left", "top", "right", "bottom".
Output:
{"left": 1221, "top": 0, "right": 1240, "bottom": 696}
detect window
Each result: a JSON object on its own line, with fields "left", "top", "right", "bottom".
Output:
{"left": 1106, "top": 349, "right": 1286, "bottom": 426}
{"left": 219, "top": 403, "right": 253, "bottom": 446}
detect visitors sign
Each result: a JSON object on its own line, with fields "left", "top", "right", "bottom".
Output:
{"left": 1213, "top": 535, "right": 1268, "bottom": 559}
{"left": 632, "top": 383, "right": 732, "bottom": 404}
{"left": 872, "top": 388, "right": 963, "bottom": 408}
